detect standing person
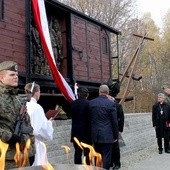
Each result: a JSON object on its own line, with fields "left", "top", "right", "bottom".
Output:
{"left": 108, "top": 81, "right": 124, "bottom": 169}
{"left": 152, "top": 93, "right": 170, "bottom": 154}
{"left": 24, "top": 82, "right": 54, "bottom": 165}
{"left": 162, "top": 85, "right": 170, "bottom": 104}
{"left": 89, "top": 84, "right": 118, "bottom": 170}
{"left": 111, "top": 102, "right": 124, "bottom": 169}
{"left": 70, "top": 87, "right": 92, "bottom": 165}
{"left": 162, "top": 85, "right": 170, "bottom": 148}
{"left": 0, "top": 61, "right": 35, "bottom": 170}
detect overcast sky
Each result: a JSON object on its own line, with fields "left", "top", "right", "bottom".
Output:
{"left": 137, "top": 0, "right": 170, "bottom": 28}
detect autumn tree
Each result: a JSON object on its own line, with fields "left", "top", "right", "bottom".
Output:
{"left": 58, "top": 0, "right": 137, "bottom": 29}
{"left": 161, "top": 9, "right": 170, "bottom": 85}
{"left": 56, "top": 0, "right": 167, "bottom": 112}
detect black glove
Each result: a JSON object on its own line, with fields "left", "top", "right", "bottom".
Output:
{"left": 7, "top": 134, "right": 21, "bottom": 145}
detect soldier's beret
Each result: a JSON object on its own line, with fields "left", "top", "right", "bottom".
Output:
{"left": 0, "top": 61, "right": 18, "bottom": 72}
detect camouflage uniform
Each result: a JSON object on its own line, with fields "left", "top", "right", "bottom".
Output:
{"left": 0, "top": 61, "right": 35, "bottom": 170}
{"left": 0, "top": 83, "right": 36, "bottom": 169}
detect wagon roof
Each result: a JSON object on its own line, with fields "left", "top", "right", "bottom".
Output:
{"left": 46, "top": 0, "right": 121, "bottom": 35}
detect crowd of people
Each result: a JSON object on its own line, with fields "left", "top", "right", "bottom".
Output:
{"left": 70, "top": 84, "right": 124, "bottom": 170}
{"left": 0, "top": 60, "right": 124, "bottom": 170}
{"left": 1, "top": 60, "right": 170, "bottom": 170}
{"left": 70, "top": 83, "right": 170, "bottom": 169}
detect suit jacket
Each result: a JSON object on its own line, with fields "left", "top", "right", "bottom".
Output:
{"left": 152, "top": 102, "right": 170, "bottom": 138}
{"left": 70, "top": 97, "right": 91, "bottom": 144}
{"left": 89, "top": 95, "right": 118, "bottom": 143}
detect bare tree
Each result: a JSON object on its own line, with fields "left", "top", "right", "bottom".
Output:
{"left": 59, "top": 0, "right": 137, "bottom": 29}
{"left": 57, "top": 0, "right": 164, "bottom": 112}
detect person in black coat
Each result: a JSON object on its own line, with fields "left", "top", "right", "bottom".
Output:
{"left": 70, "top": 87, "right": 91, "bottom": 164}
{"left": 152, "top": 93, "right": 170, "bottom": 154}
{"left": 89, "top": 85, "right": 118, "bottom": 170}
{"left": 111, "top": 101, "right": 124, "bottom": 169}
{"left": 107, "top": 95, "right": 124, "bottom": 170}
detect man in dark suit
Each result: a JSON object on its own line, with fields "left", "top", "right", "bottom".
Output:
{"left": 70, "top": 87, "right": 91, "bottom": 164}
{"left": 89, "top": 84, "right": 118, "bottom": 170}
{"left": 152, "top": 93, "right": 170, "bottom": 154}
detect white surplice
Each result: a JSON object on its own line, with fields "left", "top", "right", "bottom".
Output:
{"left": 26, "top": 97, "right": 54, "bottom": 166}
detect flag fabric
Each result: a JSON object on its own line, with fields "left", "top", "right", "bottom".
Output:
{"left": 74, "top": 82, "right": 79, "bottom": 99}
{"left": 32, "top": 0, "right": 75, "bottom": 102}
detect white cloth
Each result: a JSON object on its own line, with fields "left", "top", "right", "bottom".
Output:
{"left": 26, "top": 97, "right": 54, "bottom": 166}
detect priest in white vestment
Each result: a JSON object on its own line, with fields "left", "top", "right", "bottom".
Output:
{"left": 25, "top": 82, "right": 54, "bottom": 166}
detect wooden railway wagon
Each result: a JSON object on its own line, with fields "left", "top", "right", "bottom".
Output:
{"left": 0, "top": 0, "right": 121, "bottom": 113}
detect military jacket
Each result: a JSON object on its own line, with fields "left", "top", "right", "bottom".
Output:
{"left": 0, "top": 83, "right": 35, "bottom": 160}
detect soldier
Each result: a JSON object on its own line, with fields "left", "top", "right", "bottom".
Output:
{"left": 0, "top": 61, "right": 35, "bottom": 169}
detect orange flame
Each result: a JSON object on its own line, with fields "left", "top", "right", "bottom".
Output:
{"left": 40, "top": 142, "right": 54, "bottom": 170}
{"left": 95, "top": 152, "right": 102, "bottom": 167}
{"left": 73, "top": 137, "right": 84, "bottom": 150}
{"left": 14, "top": 142, "right": 23, "bottom": 167}
{"left": 22, "top": 138, "right": 31, "bottom": 166}
{"left": 73, "top": 137, "right": 102, "bottom": 167}
{"left": 81, "top": 142, "right": 102, "bottom": 167}
{"left": 14, "top": 139, "right": 31, "bottom": 167}
{"left": 0, "top": 140, "right": 9, "bottom": 170}
{"left": 61, "top": 145, "right": 70, "bottom": 153}
{"left": 42, "top": 163, "right": 54, "bottom": 170}
{"left": 82, "top": 156, "right": 94, "bottom": 170}
{"left": 61, "top": 145, "right": 70, "bottom": 159}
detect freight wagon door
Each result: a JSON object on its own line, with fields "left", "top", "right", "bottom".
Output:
{"left": 71, "top": 14, "right": 112, "bottom": 84}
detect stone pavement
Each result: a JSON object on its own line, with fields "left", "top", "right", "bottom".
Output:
{"left": 46, "top": 113, "right": 156, "bottom": 165}
{"left": 122, "top": 150, "right": 170, "bottom": 170}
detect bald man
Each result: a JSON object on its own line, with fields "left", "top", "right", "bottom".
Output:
{"left": 89, "top": 84, "right": 118, "bottom": 170}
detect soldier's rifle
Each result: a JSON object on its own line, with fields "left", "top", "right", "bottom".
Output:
{"left": 13, "top": 82, "right": 35, "bottom": 137}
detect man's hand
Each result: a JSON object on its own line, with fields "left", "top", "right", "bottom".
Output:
{"left": 113, "top": 139, "right": 118, "bottom": 143}
{"left": 107, "top": 95, "right": 115, "bottom": 101}
{"left": 49, "top": 117, "right": 54, "bottom": 121}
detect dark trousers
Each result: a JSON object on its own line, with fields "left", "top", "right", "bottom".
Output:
{"left": 73, "top": 141, "right": 90, "bottom": 165}
{"left": 29, "top": 156, "right": 35, "bottom": 166}
{"left": 111, "top": 141, "right": 121, "bottom": 167}
{"left": 157, "top": 137, "right": 169, "bottom": 151}
{"left": 94, "top": 143, "right": 113, "bottom": 170}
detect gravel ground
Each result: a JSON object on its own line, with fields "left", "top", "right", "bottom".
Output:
{"left": 120, "top": 144, "right": 157, "bottom": 170}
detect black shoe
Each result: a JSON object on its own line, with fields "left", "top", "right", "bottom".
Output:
{"left": 159, "top": 150, "right": 163, "bottom": 154}
{"left": 113, "top": 165, "right": 121, "bottom": 169}
{"left": 165, "top": 149, "right": 170, "bottom": 153}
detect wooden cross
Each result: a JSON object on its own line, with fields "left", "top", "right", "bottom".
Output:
{"left": 119, "top": 33, "right": 154, "bottom": 104}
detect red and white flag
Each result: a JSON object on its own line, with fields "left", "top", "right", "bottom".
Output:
{"left": 32, "top": 0, "right": 75, "bottom": 102}
{"left": 74, "top": 82, "right": 79, "bottom": 99}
